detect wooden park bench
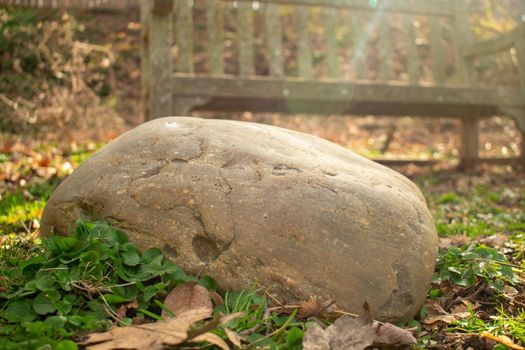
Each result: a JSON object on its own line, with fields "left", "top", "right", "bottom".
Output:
{"left": 141, "top": 0, "right": 525, "bottom": 167}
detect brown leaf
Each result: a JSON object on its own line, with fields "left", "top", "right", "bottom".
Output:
{"left": 326, "top": 316, "right": 375, "bottom": 350}
{"left": 481, "top": 331, "right": 525, "bottom": 350}
{"left": 209, "top": 289, "right": 224, "bottom": 306}
{"left": 303, "top": 302, "right": 375, "bottom": 350}
{"left": 224, "top": 328, "right": 242, "bottom": 348}
{"left": 162, "top": 282, "right": 212, "bottom": 318}
{"left": 422, "top": 314, "right": 463, "bottom": 325}
{"left": 302, "top": 323, "right": 331, "bottom": 350}
{"left": 372, "top": 321, "right": 417, "bottom": 347}
{"left": 83, "top": 307, "right": 212, "bottom": 350}
{"left": 303, "top": 303, "right": 416, "bottom": 350}
{"left": 116, "top": 300, "right": 139, "bottom": 319}
{"left": 116, "top": 305, "right": 127, "bottom": 319}
{"left": 298, "top": 296, "right": 324, "bottom": 319}
{"left": 83, "top": 308, "right": 242, "bottom": 350}
{"left": 191, "top": 332, "right": 230, "bottom": 350}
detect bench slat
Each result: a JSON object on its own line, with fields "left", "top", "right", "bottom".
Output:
{"left": 232, "top": 0, "right": 453, "bottom": 17}
{"left": 266, "top": 3, "right": 284, "bottom": 77}
{"left": 171, "top": 75, "right": 525, "bottom": 115}
{"left": 461, "top": 28, "right": 516, "bottom": 57}
{"left": 404, "top": 16, "right": 420, "bottom": 83}
{"left": 207, "top": 0, "right": 224, "bottom": 75}
{"left": 351, "top": 13, "right": 368, "bottom": 80}
{"left": 429, "top": 16, "right": 446, "bottom": 84}
{"left": 149, "top": 0, "right": 174, "bottom": 118}
{"left": 515, "top": 25, "right": 525, "bottom": 90}
{"left": 452, "top": 1, "right": 475, "bottom": 84}
{"left": 325, "top": 8, "right": 340, "bottom": 78}
{"left": 295, "top": 5, "right": 313, "bottom": 78}
{"left": 175, "top": 0, "right": 194, "bottom": 73}
{"left": 238, "top": 1, "right": 255, "bottom": 76}
{"left": 378, "top": 17, "right": 395, "bottom": 81}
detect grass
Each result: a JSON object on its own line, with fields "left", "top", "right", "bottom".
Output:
{"left": 424, "top": 179, "right": 525, "bottom": 239}
{"left": 1, "top": 140, "right": 525, "bottom": 349}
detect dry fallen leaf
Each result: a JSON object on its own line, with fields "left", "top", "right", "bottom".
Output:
{"left": 117, "top": 300, "right": 139, "bottom": 319}
{"left": 84, "top": 307, "right": 211, "bottom": 350}
{"left": 209, "top": 289, "right": 224, "bottom": 306}
{"left": 225, "top": 328, "right": 242, "bottom": 348}
{"left": 162, "top": 282, "right": 213, "bottom": 318}
{"left": 481, "top": 331, "right": 525, "bottom": 350}
{"left": 303, "top": 303, "right": 417, "bottom": 350}
{"left": 298, "top": 296, "right": 325, "bottom": 319}
{"left": 303, "top": 303, "right": 375, "bottom": 350}
{"left": 302, "top": 323, "right": 332, "bottom": 350}
{"left": 372, "top": 321, "right": 417, "bottom": 347}
{"left": 191, "top": 332, "right": 230, "bottom": 350}
{"left": 83, "top": 308, "right": 242, "bottom": 350}
{"left": 327, "top": 316, "right": 376, "bottom": 350}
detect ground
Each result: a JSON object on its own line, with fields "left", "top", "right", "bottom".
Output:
{"left": 1, "top": 137, "right": 524, "bottom": 349}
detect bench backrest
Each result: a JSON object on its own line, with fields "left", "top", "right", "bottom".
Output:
{"left": 171, "top": 0, "right": 471, "bottom": 86}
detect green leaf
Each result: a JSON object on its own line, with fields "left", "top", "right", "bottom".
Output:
{"left": 35, "top": 275, "right": 56, "bottom": 292}
{"left": 55, "top": 299, "right": 73, "bottom": 315}
{"left": 3, "top": 300, "right": 37, "bottom": 322}
{"left": 428, "top": 288, "right": 442, "bottom": 299}
{"left": 44, "top": 315, "right": 67, "bottom": 328}
{"left": 198, "top": 276, "right": 218, "bottom": 291}
{"left": 138, "top": 308, "right": 163, "bottom": 321}
{"left": 56, "top": 340, "right": 78, "bottom": 350}
{"left": 80, "top": 250, "right": 100, "bottom": 263}
{"left": 447, "top": 266, "right": 463, "bottom": 275}
{"left": 120, "top": 243, "right": 140, "bottom": 266}
{"left": 142, "top": 248, "right": 163, "bottom": 263}
{"left": 101, "top": 294, "right": 134, "bottom": 304}
{"left": 33, "top": 292, "right": 57, "bottom": 315}
{"left": 143, "top": 285, "right": 159, "bottom": 302}
{"left": 154, "top": 300, "right": 175, "bottom": 318}
{"left": 284, "top": 327, "right": 303, "bottom": 349}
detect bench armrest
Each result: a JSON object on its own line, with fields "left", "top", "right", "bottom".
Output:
{"left": 462, "top": 23, "right": 523, "bottom": 57}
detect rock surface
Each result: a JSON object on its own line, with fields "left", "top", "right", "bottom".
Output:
{"left": 41, "top": 117, "right": 438, "bottom": 322}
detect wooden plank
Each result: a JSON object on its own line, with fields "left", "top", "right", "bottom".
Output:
{"left": 325, "top": 7, "right": 340, "bottom": 78}
{"left": 140, "top": 0, "right": 151, "bottom": 120}
{"left": 404, "top": 15, "right": 420, "bottom": 83}
{"left": 452, "top": 0, "right": 475, "bottom": 84}
{"left": 351, "top": 12, "right": 368, "bottom": 80}
{"left": 295, "top": 5, "right": 313, "bottom": 78}
{"left": 514, "top": 24, "right": 525, "bottom": 93}
{"left": 232, "top": 0, "right": 453, "bottom": 16}
{"left": 378, "top": 16, "right": 395, "bottom": 81}
{"left": 149, "top": 0, "right": 174, "bottom": 118}
{"left": 462, "top": 27, "right": 517, "bottom": 57}
{"left": 460, "top": 118, "right": 479, "bottom": 167}
{"left": 171, "top": 75, "right": 525, "bottom": 117}
{"left": 238, "top": 1, "right": 255, "bottom": 76}
{"left": 171, "top": 75, "right": 525, "bottom": 108}
{"left": 374, "top": 159, "right": 439, "bottom": 166}
{"left": 518, "top": 1, "right": 525, "bottom": 22}
{"left": 266, "top": 3, "right": 284, "bottom": 77}
{"left": 429, "top": 16, "right": 446, "bottom": 84}
{"left": 175, "top": 0, "right": 194, "bottom": 73}
{"left": 207, "top": 0, "right": 224, "bottom": 75}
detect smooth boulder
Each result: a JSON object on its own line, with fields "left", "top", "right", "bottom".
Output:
{"left": 41, "top": 117, "right": 438, "bottom": 322}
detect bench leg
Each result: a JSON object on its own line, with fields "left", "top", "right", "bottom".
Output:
{"left": 459, "top": 118, "right": 479, "bottom": 168}
{"left": 500, "top": 107, "right": 525, "bottom": 168}
{"left": 173, "top": 97, "right": 210, "bottom": 116}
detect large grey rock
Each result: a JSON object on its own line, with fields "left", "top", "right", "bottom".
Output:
{"left": 41, "top": 117, "right": 438, "bottom": 322}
